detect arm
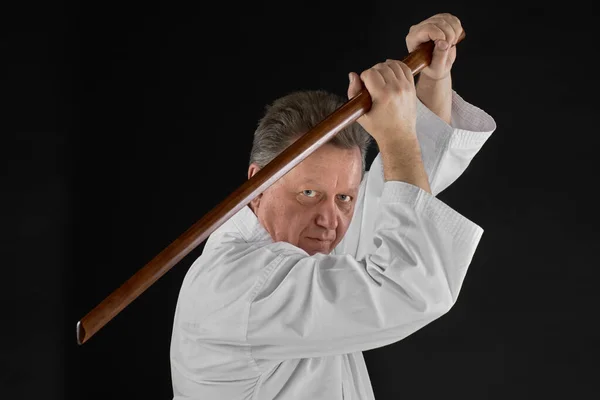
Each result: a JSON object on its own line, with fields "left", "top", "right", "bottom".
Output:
{"left": 337, "top": 79, "right": 495, "bottom": 259}
{"left": 415, "top": 87, "right": 496, "bottom": 196}
{"left": 416, "top": 74, "right": 453, "bottom": 125}
{"left": 171, "top": 158, "right": 483, "bottom": 364}
{"left": 407, "top": 13, "right": 496, "bottom": 195}
{"left": 246, "top": 180, "right": 482, "bottom": 360}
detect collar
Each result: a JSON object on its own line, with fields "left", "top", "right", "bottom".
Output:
{"left": 228, "top": 204, "right": 272, "bottom": 243}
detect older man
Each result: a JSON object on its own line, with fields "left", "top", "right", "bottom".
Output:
{"left": 170, "top": 13, "right": 496, "bottom": 400}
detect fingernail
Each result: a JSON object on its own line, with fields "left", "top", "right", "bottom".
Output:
{"left": 437, "top": 40, "right": 449, "bottom": 50}
{"left": 348, "top": 73, "right": 353, "bottom": 83}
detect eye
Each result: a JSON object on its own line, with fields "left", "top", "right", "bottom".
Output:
{"left": 337, "top": 194, "right": 352, "bottom": 203}
{"left": 302, "top": 190, "right": 317, "bottom": 198}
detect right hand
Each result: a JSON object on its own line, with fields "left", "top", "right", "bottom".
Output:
{"left": 347, "top": 59, "right": 417, "bottom": 145}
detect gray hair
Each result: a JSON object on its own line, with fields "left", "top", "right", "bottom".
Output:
{"left": 249, "top": 90, "right": 372, "bottom": 178}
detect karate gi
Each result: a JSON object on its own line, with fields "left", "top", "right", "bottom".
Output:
{"left": 170, "top": 90, "right": 497, "bottom": 399}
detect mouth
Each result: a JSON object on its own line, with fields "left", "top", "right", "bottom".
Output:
{"left": 307, "top": 237, "right": 334, "bottom": 244}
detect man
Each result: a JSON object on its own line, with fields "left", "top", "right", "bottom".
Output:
{"left": 170, "top": 13, "right": 496, "bottom": 399}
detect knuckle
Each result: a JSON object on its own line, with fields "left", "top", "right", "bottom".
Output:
{"left": 392, "top": 83, "right": 408, "bottom": 97}
{"left": 426, "top": 23, "right": 443, "bottom": 34}
{"left": 448, "top": 15, "right": 462, "bottom": 30}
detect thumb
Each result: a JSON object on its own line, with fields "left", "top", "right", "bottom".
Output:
{"left": 430, "top": 39, "right": 450, "bottom": 70}
{"left": 347, "top": 72, "right": 362, "bottom": 99}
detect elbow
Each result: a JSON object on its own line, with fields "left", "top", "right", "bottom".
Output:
{"left": 436, "top": 276, "right": 457, "bottom": 314}
{"left": 418, "top": 279, "right": 456, "bottom": 319}
{"left": 423, "top": 291, "right": 454, "bottom": 319}
{"left": 412, "top": 264, "right": 458, "bottom": 317}
{"left": 372, "top": 253, "right": 461, "bottom": 319}
{"left": 440, "top": 288, "right": 456, "bottom": 315}
{"left": 417, "top": 258, "right": 461, "bottom": 317}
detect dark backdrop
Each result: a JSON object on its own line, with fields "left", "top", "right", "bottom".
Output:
{"left": 3, "top": 1, "right": 598, "bottom": 399}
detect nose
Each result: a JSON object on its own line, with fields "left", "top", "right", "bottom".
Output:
{"left": 314, "top": 198, "right": 338, "bottom": 231}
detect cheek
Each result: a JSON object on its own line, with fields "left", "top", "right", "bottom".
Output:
{"left": 265, "top": 195, "right": 309, "bottom": 241}
{"left": 286, "top": 205, "right": 315, "bottom": 235}
{"left": 280, "top": 205, "right": 322, "bottom": 245}
{"left": 335, "top": 213, "right": 354, "bottom": 239}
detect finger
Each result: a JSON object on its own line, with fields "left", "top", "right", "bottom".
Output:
{"left": 409, "top": 22, "right": 446, "bottom": 46}
{"left": 427, "top": 17, "right": 457, "bottom": 46}
{"left": 432, "top": 14, "right": 463, "bottom": 44}
{"left": 373, "top": 62, "right": 399, "bottom": 85}
{"left": 360, "top": 68, "right": 386, "bottom": 94}
{"left": 395, "top": 61, "right": 415, "bottom": 87}
{"left": 347, "top": 72, "right": 363, "bottom": 99}
{"left": 431, "top": 36, "right": 451, "bottom": 69}
{"left": 385, "top": 59, "right": 407, "bottom": 81}
{"left": 441, "top": 14, "right": 463, "bottom": 45}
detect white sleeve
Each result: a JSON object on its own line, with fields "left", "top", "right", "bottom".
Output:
{"left": 246, "top": 180, "right": 484, "bottom": 360}
{"left": 415, "top": 90, "right": 497, "bottom": 195}
{"left": 334, "top": 90, "right": 496, "bottom": 260}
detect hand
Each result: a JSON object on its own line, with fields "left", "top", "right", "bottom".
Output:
{"left": 347, "top": 59, "right": 417, "bottom": 145}
{"left": 405, "top": 13, "right": 464, "bottom": 81}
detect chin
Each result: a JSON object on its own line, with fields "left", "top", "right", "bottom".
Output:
{"left": 302, "top": 240, "right": 333, "bottom": 256}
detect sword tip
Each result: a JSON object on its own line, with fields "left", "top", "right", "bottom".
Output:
{"left": 76, "top": 320, "right": 86, "bottom": 345}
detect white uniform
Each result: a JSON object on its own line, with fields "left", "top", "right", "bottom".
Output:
{"left": 170, "top": 91, "right": 497, "bottom": 399}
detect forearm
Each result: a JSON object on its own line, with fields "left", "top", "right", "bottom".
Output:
{"left": 416, "top": 74, "right": 453, "bottom": 125}
{"left": 378, "top": 136, "right": 432, "bottom": 194}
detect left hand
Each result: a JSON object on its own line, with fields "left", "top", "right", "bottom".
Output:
{"left": 405, "top": 13, "right": 464, "bottom": 81}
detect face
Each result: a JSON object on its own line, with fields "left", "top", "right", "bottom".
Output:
{"left": 248, "top": 143, "right": 362, "bottom": 256}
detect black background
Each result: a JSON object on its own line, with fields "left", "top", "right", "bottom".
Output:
{"left": 3, "top": 1, "right": 599, "bottom": 399}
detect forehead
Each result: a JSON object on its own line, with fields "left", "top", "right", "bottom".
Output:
{"left": 285, "top": 144, "right": 362, "bottom": 189}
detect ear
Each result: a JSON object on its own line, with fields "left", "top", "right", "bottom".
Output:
{"left": 248, "top": 163, "right": 262, "bottom": 209}
{"left": 248, "top": 163, "right": 261, "bottom": 180}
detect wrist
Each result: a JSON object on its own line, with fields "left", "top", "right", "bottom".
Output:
{"left": 377, "top": 133, "right": 420, "bottom": 157}
{"left": 416, "top": 74, "right": 453, "bottom": 125}
{"left": 416, "top": 73, "right": 452, "bottom": 92}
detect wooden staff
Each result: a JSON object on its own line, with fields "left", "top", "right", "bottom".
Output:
{"left": 76, "top": 31, "right": 466, "bottom": 345}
